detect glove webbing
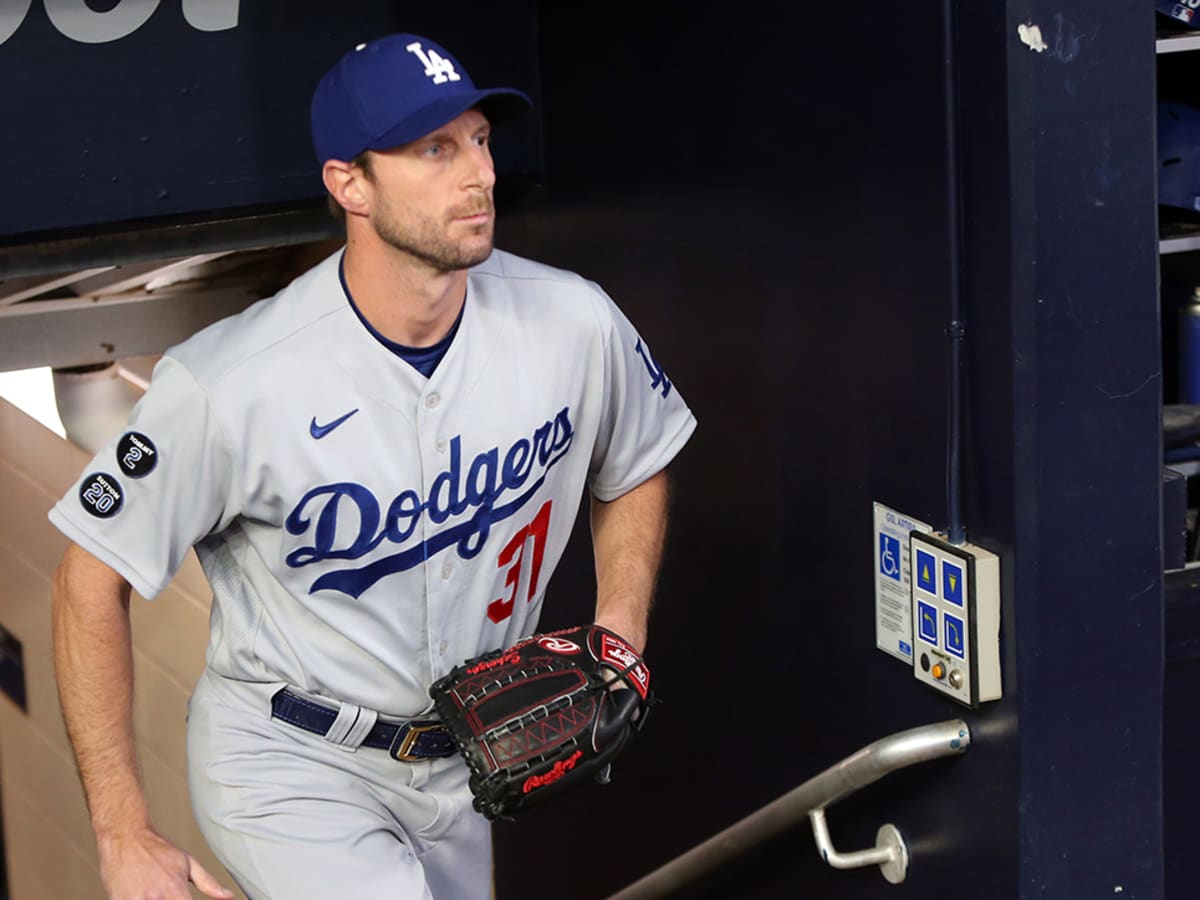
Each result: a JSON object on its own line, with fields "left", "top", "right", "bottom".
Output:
{"left": 483, "top": 682, "right": 599, "bottom": 741}
{"left": 460, "top": 662, "right": 560, "bottom": 706}
{"left": 481, "top": 653, "right": 649, "bottom": 743}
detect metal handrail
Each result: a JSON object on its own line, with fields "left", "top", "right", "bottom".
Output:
{"left": 605, "top": 719, "right": 971, "bottom": 899}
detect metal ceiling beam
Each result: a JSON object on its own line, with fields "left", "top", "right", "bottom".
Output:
{"left": 0, "top": 267, "right": 115, "bottom": 306}
{"left": 65, "top": 256, "right": 204, "bottom": 298}
{"left": 67, "top": 251, "right": 250, "bottom": 298}
{"left": 0, "top": 205, "right": 340, "bottom": 280}
{"left": 0, "top": 286, "right": 263, "bottom": 373}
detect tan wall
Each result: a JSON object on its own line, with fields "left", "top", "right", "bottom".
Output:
{"left": 0, "top": 397, "right": 245, "bottom": 900}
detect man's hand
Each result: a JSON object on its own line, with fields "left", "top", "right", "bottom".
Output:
{"left": 99, "top": 826, "right": 234, "bottom": 900}
{"left": 52, "top": 545, "right": 232, "bottom": 900}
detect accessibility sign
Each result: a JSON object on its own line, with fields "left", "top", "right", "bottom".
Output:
{"left": 873, "top": 502, "right": 933, "bottom": 663}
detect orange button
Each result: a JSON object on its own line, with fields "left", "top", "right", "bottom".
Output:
{"left": 931, "top": 663, "right": 946, "bottom": 680}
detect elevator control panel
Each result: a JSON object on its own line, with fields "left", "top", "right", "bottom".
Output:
{"left": 909, "top": 532, "right": 1001, "bottom": 708}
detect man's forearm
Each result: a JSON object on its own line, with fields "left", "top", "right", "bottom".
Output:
{"left": 51, "top": 544, "right": 150, "bottom": 840}
{"left": 589, "top": 469, "right": 671, "bottom": 653}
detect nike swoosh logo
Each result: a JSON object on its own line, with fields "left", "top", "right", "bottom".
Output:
{"left": 309, "top": 409, "right": 359, "bottom": 439}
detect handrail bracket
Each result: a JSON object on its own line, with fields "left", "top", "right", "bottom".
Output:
{"left": 808, "top": 808, "right": 909, "bottom": 884}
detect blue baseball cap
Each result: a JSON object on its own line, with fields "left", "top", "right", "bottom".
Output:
{"left": 311, "top": 33, "right": 532, "bottom": 164}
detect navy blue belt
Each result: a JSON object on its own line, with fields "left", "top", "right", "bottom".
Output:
{"left": 270, "top": 688, "right": 456, "bottom": 761}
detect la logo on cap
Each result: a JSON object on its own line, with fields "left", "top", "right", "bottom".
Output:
{"left": 406, "top": 41, "right": 461, "bottom": 85}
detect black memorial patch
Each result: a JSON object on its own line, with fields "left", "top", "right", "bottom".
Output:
{"left": 79, "top": 472, "right": 124, "bottom": 519}
{"left": 116, "top": 431, "right": 158, "bottom": 478}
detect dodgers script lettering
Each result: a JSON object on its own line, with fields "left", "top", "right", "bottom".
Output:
{"left": 285, "top": 408, "right": 574, "bottom": 598}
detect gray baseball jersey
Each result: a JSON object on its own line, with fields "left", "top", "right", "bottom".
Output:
{"left": 49, "top": 249, "right": 696, "bottom": 717}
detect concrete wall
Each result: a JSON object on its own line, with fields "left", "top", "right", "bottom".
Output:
{"left": 0, "top": 397, "right": 244, "bottom": 900}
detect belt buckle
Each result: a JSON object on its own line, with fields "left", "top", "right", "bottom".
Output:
{"left": 389, "top": 721, "right": 443, "bottom": 761}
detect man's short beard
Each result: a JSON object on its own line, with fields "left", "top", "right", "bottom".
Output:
{"left": 373, "top": 213, "right": 495, "bottom": 273}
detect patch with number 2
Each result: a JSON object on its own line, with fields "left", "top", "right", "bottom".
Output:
{"left": 116, "top": 432, "right": 158, "bottom": 478}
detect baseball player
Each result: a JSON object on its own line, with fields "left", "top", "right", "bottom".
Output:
{"left": 49, "top": 32, "right": 696, "bottom": 900}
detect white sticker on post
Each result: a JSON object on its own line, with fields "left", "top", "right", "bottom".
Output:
{"left": 873, "top": 502, "right": 933, "bottom": 662}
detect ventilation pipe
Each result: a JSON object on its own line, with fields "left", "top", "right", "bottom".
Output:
{"left": 52, "top": 363, "right": 143, "bottom": 455}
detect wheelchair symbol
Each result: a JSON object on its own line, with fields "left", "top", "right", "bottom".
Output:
{"left": 879, "top": 534, "right": 901, "bottom": 581}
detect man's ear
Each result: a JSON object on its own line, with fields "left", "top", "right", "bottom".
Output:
{"left": 322, "top": 159, "right": 370, "bottom": 218}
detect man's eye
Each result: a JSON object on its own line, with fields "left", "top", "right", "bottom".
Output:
{"left": 425, "top": 144, "right": 444, "bottom": 157}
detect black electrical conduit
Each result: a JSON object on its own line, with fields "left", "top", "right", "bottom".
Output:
{"left": 942, "top": 0, "right": 968, "bottom": 546}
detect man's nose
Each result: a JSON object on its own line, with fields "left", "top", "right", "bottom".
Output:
{"left": 465, "top": 144, "right": 496, "bottom": 191}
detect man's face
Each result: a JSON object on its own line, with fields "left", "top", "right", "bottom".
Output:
{"left": 361, "top": 108, "right": 497, "bottom": 272}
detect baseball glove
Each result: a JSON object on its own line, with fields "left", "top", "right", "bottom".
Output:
{"left": 429, "top": 623, "right": 652, "bottom": 820}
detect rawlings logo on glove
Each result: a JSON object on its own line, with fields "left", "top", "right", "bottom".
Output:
{"left": 429, "top": 623, "right": 653, "bottom": 820}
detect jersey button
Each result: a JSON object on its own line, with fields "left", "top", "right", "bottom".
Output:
{"left": 424, "top": 393, "right": 440, "bottom": 409}
{"left": 441, "top": 560, "right": 454, "bottom": 580}
{"left": 436, "top": 438, "right": 447, "bottom": 453}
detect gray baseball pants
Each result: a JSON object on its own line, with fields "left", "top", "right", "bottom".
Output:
{"left": 186, "top": 670, "right": 492, "bottom": 899}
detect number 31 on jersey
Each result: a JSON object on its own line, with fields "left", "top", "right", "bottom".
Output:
{"left": 488, "top": 500, "right": 552, "bottom": 623}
